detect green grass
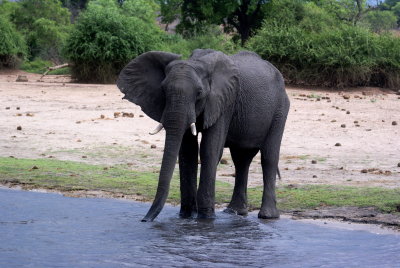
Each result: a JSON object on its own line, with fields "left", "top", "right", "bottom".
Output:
{"left": 20, "top": 59, "right": 70, "bottom": 75}
{"left": 1, "top": 157, "right": 399, "bottom": 213}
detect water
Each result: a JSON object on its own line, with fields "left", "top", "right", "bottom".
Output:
{"left": 0, "top": 188, "right": 399, "bottom": 268}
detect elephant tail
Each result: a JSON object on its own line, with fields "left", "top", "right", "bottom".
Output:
{"left": 277, "top": 167, "right": 282, "bottom": 180}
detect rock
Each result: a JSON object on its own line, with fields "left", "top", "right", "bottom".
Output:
{"left": 220, "top": 158, "right": 229, "bottom": 165}
{"left": 343, "top": 95, "right": 350, "bottom": 99}
{"left": 346, "top": 111, "right": 350, "bottom": 114}
{"left": 16, "top": 75, "right": 28, "bottom": 82}
{"left": 16, "top": 113, "right": 22, "bottom": 116}
{"left": 331, "top": 119, "right": 337, "bottom": 123}
{"left": 311, "top": 160, "right": 317, "bottom": 164}
{"left": 312, "top": 175, "right": 317, "bottom": 178}
{"left": 397, "top": 162, "right": 400, "bottom": 167}
{"left": 396, "top": 90, "right": 400, "bottom": 95}
{"left": 76, "top": 121, "right": 81, "bottom": 124}
{"left": 139, "top": 115, "right": 144, "bottom": 118}
{"left": 341, "top": 124, "right": 346, "bottom": 128}
{"left": 114, "top": 112, "right": 121, "bottom": 118}
{"left": 335, "top": 143, "right": 341, "bottom": 147}
{"left": 5, "top": 107, "right": 10, "bottom": 110}
{"left": 26, "top": 113, "right": 34, "bottom": 117}
{"left": 361, "top": 169, "right": 368, "bottom": 173}
{"left": 366, "top": 129, "right": 372, "bottom": 131}
{"left": 392, "top": 121, "right": 398, "bottom": 126}
{"left": 76, "top": 139, "right": 82, "bottom": 142}
{"left": 354, "top": 120, "right": 358, "bottom": 124}
{"left": 122, "top": 112, "right": 134, "bottom": 118}
{"left": 100, "top": 114, "right": 105, "bottom": 119}
{"left": 16, "top": 107, "right": 20, "bottom": 110}
{"left": 31, "top": 166, "right": 39, "bottom": 170}
{"left": 16, "top": 126, "right": 22, "bottom": 131}
{"left": 82, "top": 155, "right": 87, "bottom": 158}
{"left": 150, "top": 144, "right": 157, "bottom": 149}
{"left": 355, "top": 124, "right": 360, "bottom": 127}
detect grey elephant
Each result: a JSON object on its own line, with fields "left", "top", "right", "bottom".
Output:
{"left": 117, "top": 49, "right": 290, "bottom": 222}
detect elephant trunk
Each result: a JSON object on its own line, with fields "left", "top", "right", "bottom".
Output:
{"left": 141, "top": 110, "right": 188, "bottom": 222}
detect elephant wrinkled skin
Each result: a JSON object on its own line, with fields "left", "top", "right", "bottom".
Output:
{"left": 117, "top": 49, "right": 290, "bottom": 222}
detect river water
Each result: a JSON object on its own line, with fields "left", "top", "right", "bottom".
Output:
{"left": 0, "top": 187, "right": 399, "bottom": 267}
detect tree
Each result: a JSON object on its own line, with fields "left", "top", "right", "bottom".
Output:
{"left": 177, "top": 0, "right": 269, "bottom": 45}
{"left": 12, "top": 0, "right": 71, "bottom": 61}
{"left": 0, "top": 17, "right": 26, "bottom": 68}
{"left": 158, "top": 0, "right": 182, "bottom": 31}
{"left": 363, "top": 10, "right": 397, "bottom": 32}
{"left": 64, "top": 0, "right": 163, "bottom": 82}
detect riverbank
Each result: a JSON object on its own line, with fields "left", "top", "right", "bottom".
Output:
{"left": 1, "top": 157, "right": 399, "bottom": 229}
{"left": 0, "top": 71, "right": 399, "bottom": 229}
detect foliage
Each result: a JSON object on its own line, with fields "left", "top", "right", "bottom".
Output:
{"left": 64, "top": 0, "right": 163, "bottom": 83}
{"left": 361, "top": 10, "right": 397, "bottom": 33}
{"left": 158, "top": 0, "right": 182, "bottom": 31}
{"left": 12, "top": 0, "right": 71, "bottom": 62}
{"left": 175, "top": 0, "right": 268, "bottom": 45}
{"left": 1, "top": 157, "right": 399, "bottom": 213}
{"left": 20, "top": 58, "right": 70, "bottom": 74}
{"left": 247, "top": 20, "right": 400, "bottom": 88}
{"left": 159, "top": 26, "right": 240, "bottom": 58}
{"left": 0, "top": 16, "right": 26, "bottom": 68}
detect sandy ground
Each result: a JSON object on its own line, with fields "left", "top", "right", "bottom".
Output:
{"left": 1, "top": 70, "right": 400, "bottom": 189}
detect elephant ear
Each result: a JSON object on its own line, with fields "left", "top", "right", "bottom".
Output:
{"left": 117, "top": 51, "right": 181, "bottom": 122}
{"left": 197, "top": 52, "right": 239, "bottom": 129}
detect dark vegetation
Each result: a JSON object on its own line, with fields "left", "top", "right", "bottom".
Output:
{"left": 0, "top": 0, "right": 399, "bottom": 87}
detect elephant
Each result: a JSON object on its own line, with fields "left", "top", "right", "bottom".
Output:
{"left": 117, "top": 49, "right": 290, "bottom": 222}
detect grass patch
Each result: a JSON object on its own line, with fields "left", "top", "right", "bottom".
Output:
{"left": 20, "top": 59, "right": 70, "bottom": 75}
{"left": 1, "top": 157, "right": 399, "bottom": 213}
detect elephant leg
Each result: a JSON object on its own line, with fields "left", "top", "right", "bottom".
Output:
{"left": 225, "top": 147, "right": 258, "bottom": 216}
{"left": 178, "top": 129, "right": 199, "bottom": 218}
{"left": 259, "top": 119, "right": 287, "bottom": 219}
{"left": 197, "top": 122, "right": 228, "bottom": 218}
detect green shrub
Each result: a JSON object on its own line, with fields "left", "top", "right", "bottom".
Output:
{"left": 247, "top": 21, "right": 400, "bottom": 88}
{"left": 64, "top": 0, "right": 163, "bottom": 83}
{"left": 20, "top": 59, "right": 52, "bottom": 73}
{"left": 159, "top": 27, "right": 240, "bottom": 58}
{"left": 12, "top": 0, "right": 71, "bottom": 62}
{"left": 0, "top": 16, "right": 26, "bottom": 68}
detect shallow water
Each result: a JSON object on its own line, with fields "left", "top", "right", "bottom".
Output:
{"left": 0, "top": 188, "right": 399, "bottom": 268}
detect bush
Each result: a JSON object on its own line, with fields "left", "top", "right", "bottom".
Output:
{"left": 12, "top": 0, "right": 71, "bottom": 62}
{"left": 247, "top": 22, "right": 400, "bottom": 88}
{"left": 159, "top": 26, "right": 240, "bottom": 58}
{"left": 64, "top": 0, "right": 163, "bottom": 83}
{"left": 0, "top": 16, "right": 26, "bottom": 68}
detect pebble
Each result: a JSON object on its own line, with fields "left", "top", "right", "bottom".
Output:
{"left": 398, "top": 163, "right": 400, "bottom": 167}
{"left": 100, "top": 114, "right": 105, "bottom": 119}
{"left": 346, "top": 111, "right": 350, "bottom": 114}
{"left": 335, "top": 143, "right": 341, "bottom": 146}
{"left": 392, "top": 121, "right": 398, "bottom": 126}
{"left": 82, "top": 155, "right": 87, "bottom": 158}
{"left": 220, "top": 158, "right": 229, "bottom": 165}
{"left": 17, "top": 126, "right": 22, "bottom": 131}
{"left": 343, "top": 95, "right": 350, "bottom": 99}
{"left": 354, "top": 120, "right": 358, "bottom": 124}
{"left": 311, "top": 160, "right": 317, "bottom": 164}
{"left": 5, "top": 107, "right": 10, "bottom": 110}
{"left": 331, "top": 119, "right": 337, "bottom": 123}
{"left": 341, "top": 124, "right": 346, "bottom": 128}
{"left": 139, "top": 115, "right": 144, "bottom": 118}
{"left": 31, "top": 166, "right": 39, "bottom": 170}
{"left": 151, "top": 144, "right": 157, "bottom": 149}
{"left": 361, "top": 169, "right": 368, "bottom": 173}
{"left": 16, "top": 107, "right": 20, "bottom": 110}
{"left": 312, "top": 175, "right": 317, "bottom": 178}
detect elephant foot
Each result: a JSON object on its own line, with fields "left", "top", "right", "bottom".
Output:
{"left": 197, "top": 207, "right": 215, "bottom": 219}
{"left": 258, "top": 207, "right": 280, "bottom": 219}
{"left": 223, "top": 206, "right": 248, "bottom": 216}
{"left": 179, "top": 206, "right": 197, "bottom": 218}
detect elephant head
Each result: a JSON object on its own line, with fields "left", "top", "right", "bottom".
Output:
{"left": 117, "top": 50, "right": 239, "bottom": 221}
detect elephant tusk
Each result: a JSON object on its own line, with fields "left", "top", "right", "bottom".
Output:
{"left": 149, "top": 123, "right": 163, "bottom": 135}
{"left": 190, "top": 123, "right": 197, "bottom": 136}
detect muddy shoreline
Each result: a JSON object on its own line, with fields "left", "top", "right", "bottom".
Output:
{"left": 2, "top": 182, "right": 399, "bottom": 231}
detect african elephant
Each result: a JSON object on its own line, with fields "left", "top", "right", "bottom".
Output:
{"left": 117, "top": 49, "right": 290, "bottom": 222}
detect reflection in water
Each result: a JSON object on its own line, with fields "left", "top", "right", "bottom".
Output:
{"left": 0, "top": 188, "right": 399, "bottom": 267}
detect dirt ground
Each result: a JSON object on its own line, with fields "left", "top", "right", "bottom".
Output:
{"left": 1, "top": 70, "right": 399, "bottom": 189}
